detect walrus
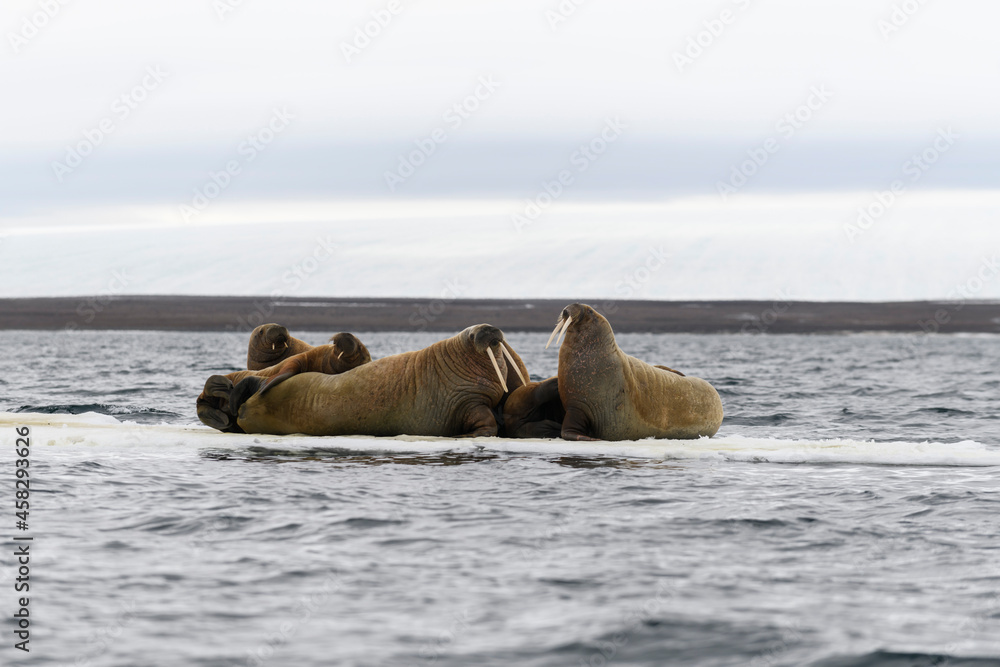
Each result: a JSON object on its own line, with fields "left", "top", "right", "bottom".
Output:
{"left": 547, "top": 303, "right": 723, "bottom": 440}
{"left": 246, "top": 323, "right": 315, "bottom": 370}
{"left": 197, "top": 333, "right": 371, "bottom": 433}
{"left": 500, "top": 377, "right": 565, "bottom": 438}
{"left": 230, "top": 324, "right": 527, "bottom": 437}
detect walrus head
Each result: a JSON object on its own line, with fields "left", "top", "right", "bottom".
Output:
{"left": 545, "top": 303, "right": 612, "bottom": 350}
{"left": 461, "top": 324, "right": 527, "bottom": 394}
{"left": 246, "top": 323, "right": 318, "bottom": 370}
{"left": 328, "top": 333, "right": 372, "bottom": 371}
{"left": 247, "top": 323, "right": 292, "bottom": 366}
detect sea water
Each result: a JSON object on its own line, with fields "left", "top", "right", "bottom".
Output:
{"left": 1, "top": 330, "right": 999, "bottom": 666}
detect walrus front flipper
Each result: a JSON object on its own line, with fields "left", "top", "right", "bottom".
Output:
{"left": 514, "top": 419, "right": 563, "bottom": 439}
{"left": 259, "top": 355, "right": 311, "bottom": 395}
{"left": 561, "top": 408, "right": 600, "bottom": 441}
{"left": 230, "top": 376, "right": 268, "bottom": 416}
{"left": 197, "top": 375, "right": 244, "bottom": 433}
{"left": 457, "top": 404, "right": 499, "bottom": 438}
{"left": 655, "top": 365, "right": 685, "bottom": 377}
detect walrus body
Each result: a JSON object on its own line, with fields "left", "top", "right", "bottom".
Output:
{"left": 552, "top": 304, "right": 723, "bottom": 441}
{"left": 198, "top": 332, "right": 371, "bottom": 433}
{"left": 501, "top": 377, "right": 565, "bottom": 438}
{"left": 246, "top": 323, "right": 315, "bottom": 370}
{"left": 234, "top": 324, "right": 526, "bottom": 437}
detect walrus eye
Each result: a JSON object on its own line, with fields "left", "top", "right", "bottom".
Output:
{"left": 485, "top": 346, "right": 509, "bottom": 393}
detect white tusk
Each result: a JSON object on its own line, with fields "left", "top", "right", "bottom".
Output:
{"left": 271, "top": 343, "right": 275, "bottom": 350}
{"left": 485, "top": 346, "right": 508, "bottom": 393}
{"left": 336, "top": 350, "right": 344, "bottom": 359}
{"left": 501, "top": 342, "right": 526, "bottom": 386}
{"left": 544, "top": 318, "right": 564, "bottom": 349}
{"left": 555, "top": 316, "right": 573, "bottom": 347}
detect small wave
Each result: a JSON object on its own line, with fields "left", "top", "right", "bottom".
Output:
{"left": 912, "top": 407, "right": 977, "bottom": 416}
{"left": 14, "top": 403, "right": 180, "bottom": 421}
{"left": 723, "top": 414, "right": 794, "bottom": 426}
{"left": 812, "top": 650, "right": 1000, "bottom": 667}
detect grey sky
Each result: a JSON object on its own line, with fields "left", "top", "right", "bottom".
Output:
{"left": 1, "top": 0, "right": 998, "bottom": 210}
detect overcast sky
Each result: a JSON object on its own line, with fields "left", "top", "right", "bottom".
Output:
{"left": 1, "top": 0, "right": 998, "bottom": 212}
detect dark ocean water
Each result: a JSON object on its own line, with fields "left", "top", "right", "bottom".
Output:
{"left": 1, "top": 329, "right": 999, "bottom": 667}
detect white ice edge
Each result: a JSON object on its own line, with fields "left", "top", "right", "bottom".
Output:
{"left": 5, "top": 412, "right": 999, "bottom": 468}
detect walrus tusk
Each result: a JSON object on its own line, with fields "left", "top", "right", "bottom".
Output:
{"left": 555, "top": 316, "right": 572, "bottom": 347}
{"left": 486, "top": 346, "right": 509, "bottom": 393}
{"left": 271, "top": 343, "right": 275, "bottom": 350}
{"left": 501, "top": 342, "right": 526, "bottom": 386}
{"left": 337, "top": 349, "right": 344, "bottom": 359}
{"left": 544, "top": 318, "right": 564, "bottom": 349}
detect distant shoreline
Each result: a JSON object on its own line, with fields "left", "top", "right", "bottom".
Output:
{"left": 1, "top": 296, "right": 998, "bottom": 334}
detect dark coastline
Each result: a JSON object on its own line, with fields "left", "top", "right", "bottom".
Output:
{"left": 1, "top": 296, "right": 998, "bottom": 334}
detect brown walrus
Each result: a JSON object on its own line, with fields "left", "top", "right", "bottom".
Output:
{"left": 246, "top": 323, "right": 316, "bottom": 370}
{"left": 198, "top": 333, "right": 371, "bottom": 433}
{"left": 547, "top": 303, "right": 723, "bottom": 441}
{"left": 500, "top": 377, "right": 565, "bottom": 438}
{"left": 230, "top": 324, "right": 527, "bottom": 437}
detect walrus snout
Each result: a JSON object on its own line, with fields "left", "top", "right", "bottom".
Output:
{"left": 260, "top": 324, "right": 290, "bottom": 349}
{"left": 464, "top": 324, "right": 526, "bottom": 394}
{"left": 328, "top": 332, "right": 371, "bottom": 365}
{"left": 469, "top": 324, "right": 504, "bottom": 352}
{"left": 329, "top": 332, "right": 358, "bottom": 359}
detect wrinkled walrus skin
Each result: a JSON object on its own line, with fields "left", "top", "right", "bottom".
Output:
{"left": 233, "top": 324, "right": 527, "bottom": 438}
{"left": 197, "top": 332, "right": 371, "bottom": 433}
{"left": 553, "top": 303, "right": 724, "bottom": 441}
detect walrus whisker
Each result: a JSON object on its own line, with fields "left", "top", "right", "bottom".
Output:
{"left": 544, "top": 318, "right": 564, "bottom": 349}
{"left": 501, "top": 342, "right": 526, "bottom": 385}
{"left": 486, "top": 346, "right": 509, "bottom": 393}
{"left": 555, "top": 316, "right": 572, "bottom": 347}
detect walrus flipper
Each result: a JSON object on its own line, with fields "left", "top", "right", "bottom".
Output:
{"left": 561, "top": 408, "right": 600, "bottom": 441}
{"left": 457, "top": 404, "right": 499, "bottom": 438}
{"left": 230, "top": 376, "right": 268, "bottom": 416}
{"left": 197, "top": 375, "right": 245, "bottom": 433}
{"left": 259, "top": 372, "right": 296, "bottom": 395}
{"left": 514, "top": 419, "right": 563, "bottom": 439}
